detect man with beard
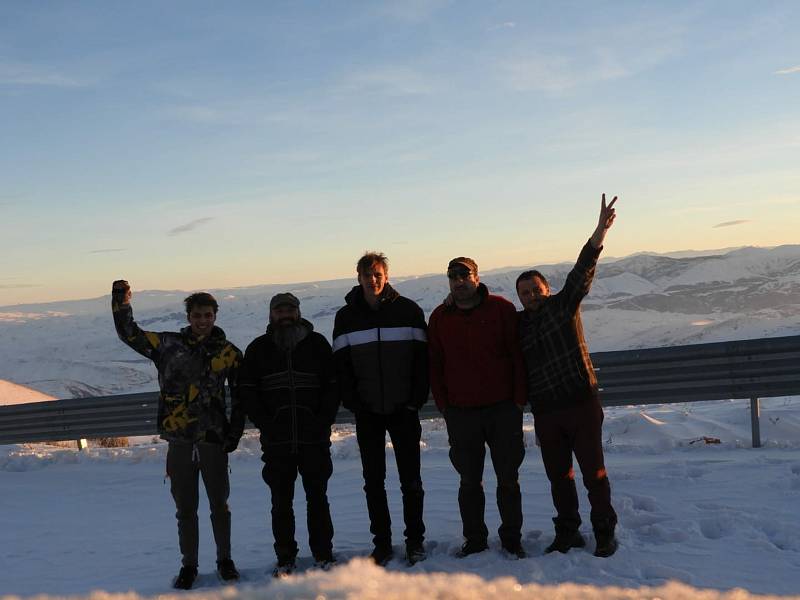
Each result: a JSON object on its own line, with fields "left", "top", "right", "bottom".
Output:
{"left": 112, "top": 281, "right": 243, "bottom": 590}
{"left": 239, "top": 293, "right": 339, "bottom": 576}
{"left": 332, "top": 252, "right": 429, "bottom": 566}
{"left": 516, "top": 194, "right": 619, "bottom": 557}
{"left": 428, "top": 258, "right": 527, "bottom": 559}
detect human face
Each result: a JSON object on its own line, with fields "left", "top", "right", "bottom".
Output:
{"left": 358, "top": 263, "right": 388, "bottom": 301}
{"left": 270, "top": 305, "right": 300, "bottom": 326}
{"left": 448, "top": 267, "right": 480, "bottom": 304}
{"left": 187, "top": 305, "right": 217, "bottom": 338}
{"left": 517, "top": 277, "right": 550, "bottom": 312}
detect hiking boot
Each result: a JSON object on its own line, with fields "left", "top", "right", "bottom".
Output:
{"left": 216, "top": 558, "right": 239, "bottom": 582}
{"left": 406, "top": 541, "right": 426, "bottom": 565}
{"left": 370, "top": 543, "right": 394, "bottom": 566}
{"left": 593, "top": 520, "right": 618, "bottom": 557}
{"left": 544, "top": 530, "right": 586, "bottom": 554}
{"left": 455, "top": 539, "right": 488, "bottom": 558}
{"left": 173, "top": 566, "right": 198, "bottom": 590}
{"left": 501, "top": 541, "right": 527, "bottom": 559}
{"left": 313, "top": 553, "right": 337, "bottom": 571}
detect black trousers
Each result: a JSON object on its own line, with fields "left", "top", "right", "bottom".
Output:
{"left": 534, "top": 398, "right": 617, "bottom": 531}
{"left": 444, "top": 401, "right": 525, "bottom": 546}
{"left": 262, "top": 445, "right": 334, "bottom": 562}
{"left": 355, "top": 408, "right": 425, "bottom": 547}
{"left": 166, "top": 441, "right": 231, "bottom": 568}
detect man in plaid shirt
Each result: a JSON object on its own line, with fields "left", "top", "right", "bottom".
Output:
{"left": 516, "top": 195, "right": 619, "bottom": 558}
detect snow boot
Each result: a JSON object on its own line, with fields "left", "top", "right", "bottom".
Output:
{"left": 455, "top": 539, "right": 488, "bottom": 558}
{"left": 216, "top": 558, "right": 239, "bottom": 582}
{"left": 313, "top": 552, "right": 337, "bottom": 571}
{"left": 545, "top": 517, "right": 586, "bottom": 554}
{"left": 272, "top": 556, "right": 297, "bottom": 578}
{"left": 173, "top": 566, "right": 198, "bottom": 590}
{"left": 370, "top": 543, "right": 394, "bottom": 566}
{"left": 406, "top": 541, "right": 427, "bottom": 565}
{"left": 593, "top": 518, "right": 618, "bottom": 558}
{"left": 501, "top": 540, "right": 527, "bottom": 559}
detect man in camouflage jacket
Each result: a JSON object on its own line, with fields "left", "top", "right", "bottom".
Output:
{"left": 112, "top": 280, "right": 244, "bottom": 589}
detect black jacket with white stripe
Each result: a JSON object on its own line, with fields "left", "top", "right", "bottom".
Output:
{"left": 332, "top": 283, "right": 429, "bottom": 414}
{"left": 239, "top": 319, "right": 339, "bottom": 455}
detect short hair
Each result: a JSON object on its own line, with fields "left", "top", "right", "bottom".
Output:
{"left": 184, "top": 292, "right": 219, "bottom": 315}
{"left": 515, "top": 269, "right": 550, "bottom": 292}
{"left": 357, "top": 251, "right": 389, "bottom": 275}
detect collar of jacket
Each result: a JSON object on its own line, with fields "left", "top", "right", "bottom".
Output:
{"left": 181, "top": 325, "right": 227, "bottom": 348}
{"left": 344, "top": 282, "right": 400, "bottom": 310}
{"left": 445, "top": 282, "right": 489, "bottom": 312}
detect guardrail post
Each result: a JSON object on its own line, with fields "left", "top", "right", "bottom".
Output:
{"left": 77, "top": 438, "right": 88, "bottom": 451}
{"left": 750, "top": 397, "right": 761, "bottom": 449}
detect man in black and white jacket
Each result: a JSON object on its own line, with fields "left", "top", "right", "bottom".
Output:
{"left": 332, "top": 251, "right": 429, "bottom": 566}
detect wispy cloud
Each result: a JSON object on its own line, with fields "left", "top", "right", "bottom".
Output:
{"left": 775, "top": 65, "right": 800, "bottom": 75}
{"left": 0, "top": 61, "right": 82, "bottom": 87}
{"left": 713, "top": 220, "right": 752, "bottom": 228}
{"left": 168, "top": 217, "right": 214, "bottom": 236}
{"left": 489, "top": 22, "right": 516, "bottom": 31}
{"left": 88, "top": 248, "right": 127, "bottom": 254}
{"left": 337, "top": 66, "right": 437, "bottom": 96}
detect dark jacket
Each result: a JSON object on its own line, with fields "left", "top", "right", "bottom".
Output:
{"left": 518, "top": 240, "right": 601, "bottom": 415}
{"left": 428, "top": 283, "right": 527, "bottom": 412}
{"left": 112, "top": 300, "right": 244, "bottom": 444}
{"left": 239, "top": 319, "right": 338, "bottom": 455}
{"left": 332, "top": 283, "right": 429, "bottom": 414}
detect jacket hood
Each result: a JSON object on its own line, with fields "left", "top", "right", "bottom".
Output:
{"left": 344, "top": 282, "right": 400, "bottom": 309}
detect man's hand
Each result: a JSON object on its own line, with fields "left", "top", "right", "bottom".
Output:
{"left": 590, "top": 194, "right": 617, "bottom": 249}
{"left": 112, "top": 280, "right": 132, "bottom": 305}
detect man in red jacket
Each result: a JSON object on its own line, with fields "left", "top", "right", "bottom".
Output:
{"left": 428, "top": 257, "right": 527, "bottom": 559}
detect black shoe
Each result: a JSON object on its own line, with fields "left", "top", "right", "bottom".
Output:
{"left": 544, "top": 530, "right": 586, "bottom": 554}
{"left": 216, "top": 558, "right": 239, "bottom": 582}
{"left": 370, "top": 543, "right": 394, "bottom": 566}
{"left": 455, "top": 539, "right": 488, "bottom": 558}
{"left": 406, "top": 541, "right": 426, "bottom": 565}
{"left": 593, "top": 523, "right": 618, "bottom": 557}
{"left": 501, "top": 541, "right": 527, "bottom": 559}
{"left": 272, "top": 559, "right": 296, "bottom": 578}
{"left": 313, "top": 553, "right": 337, "bottom": 571}
{"left": 173, "top": 566, "right": 198, "bottom": 590}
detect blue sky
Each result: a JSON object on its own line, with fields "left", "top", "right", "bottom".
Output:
{"left": 1, "top": 1, "right": 799, "bottom": 305}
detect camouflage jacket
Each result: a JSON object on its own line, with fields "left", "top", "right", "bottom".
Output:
{"left": 112, "top": 300, "right": 245, "bottom": 444}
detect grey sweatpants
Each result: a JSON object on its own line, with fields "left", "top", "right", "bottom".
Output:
{"left": 166, "top": 441, "right": 231, "bottom": 567}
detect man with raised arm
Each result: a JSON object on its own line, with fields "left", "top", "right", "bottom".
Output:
{"left": 239, "top": 293, "right": 339, "bottom": 577}
{"left": 515, "top": 194, "right": 619, "bottom": 557}
{"left": 112, "top": 281, "right": 244, "bottom": 589}
{"left": 332, "top": 252, "right": 429, "bottom": 566}
{"left": 428, "top": 257, "right": 528, "bottom": 559}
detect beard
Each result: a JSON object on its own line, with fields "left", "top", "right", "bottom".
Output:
{"left": 272, "top": 319, "right": 307, "bottom": 351}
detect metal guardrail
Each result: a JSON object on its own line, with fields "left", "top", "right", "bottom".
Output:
{"left": 2, "top": 335, "right": 799, "bottom": 448}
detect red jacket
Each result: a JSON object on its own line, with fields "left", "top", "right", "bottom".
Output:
{"left": 428, "top": 284, "right": 527, "bottom": 411}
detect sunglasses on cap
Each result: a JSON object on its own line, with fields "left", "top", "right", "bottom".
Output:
{"left": 447, "top": 267, "right": 475, "bottom": 280}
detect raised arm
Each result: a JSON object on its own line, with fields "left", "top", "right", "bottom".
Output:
{"left": 111, "top": 279, "right": 161, "bottom": 360}
{"left": 589, "top": 193, "right": 617, "bottom": 249}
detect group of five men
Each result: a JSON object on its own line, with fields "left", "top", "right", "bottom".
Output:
{"left": 112, "top": 195, "right": 618, "bottom": 590}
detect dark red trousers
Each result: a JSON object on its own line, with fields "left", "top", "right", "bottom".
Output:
{"left": 534, "top": 399, "right": 616, "bottom": 530}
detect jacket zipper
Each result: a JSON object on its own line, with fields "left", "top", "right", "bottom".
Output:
{"left": 377, "top": 319, "right": 386, "bottom": 413}
{"left": 287, "top": 350, "right": 298, "bottom": 454}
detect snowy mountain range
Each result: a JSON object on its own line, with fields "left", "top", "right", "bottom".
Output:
{"left": 2, "top": 245, "right": 799, "bottom": 399}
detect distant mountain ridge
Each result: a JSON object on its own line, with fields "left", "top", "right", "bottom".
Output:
{"left": 1, "top": 244, "right": 798, "bottom": 399}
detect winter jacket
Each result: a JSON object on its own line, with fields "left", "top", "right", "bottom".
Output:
{"left": 428, "top": 283, "right": 526, "bottom": 412}
{"left": 112, "top": 300, "right": 244, "bottom": 444}
{"left": 332, "top": 283, "right": 429, "bottom": 414}
{"left": 239, "top": 319, "right": 339, "bottom": 454}
{"left": 518, "top": 240, "right": 601, "bottom": 415}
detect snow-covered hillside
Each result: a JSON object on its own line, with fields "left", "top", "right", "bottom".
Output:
{"left": 1, "top": 245, "right": 799, "bottom": 399}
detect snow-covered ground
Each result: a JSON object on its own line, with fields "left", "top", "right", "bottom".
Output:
{"left": 2, "top": 398, "right": 799, "bottom": 600}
